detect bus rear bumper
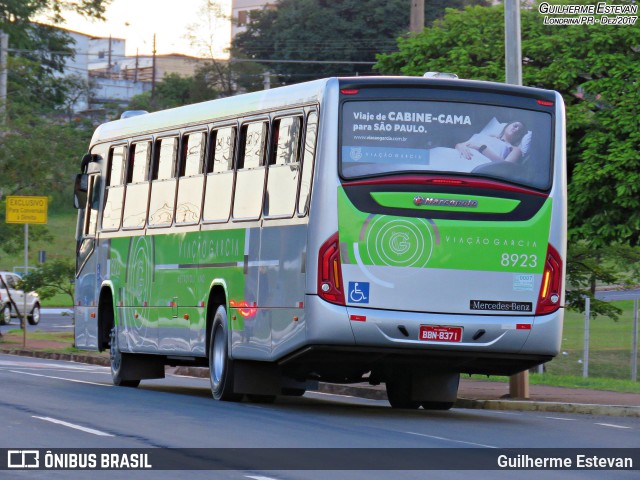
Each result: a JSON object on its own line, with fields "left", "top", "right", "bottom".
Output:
{"left": 343, "top": 303, "right": 563, "bottom": 356}
{"left": 293, "top": 296, "right": 562, "bottom": 378}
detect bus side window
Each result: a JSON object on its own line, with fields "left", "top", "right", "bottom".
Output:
{"left": 101, "top": 145, "right": 127, "bottom": 231}
{"left": 122, "top": 141, "right": 151, "bottom": 229}
{"left": 176, "top": 131, "right": 206, "bottom": 225}
{"left": 203, "top": 126, "right": 236, "bottom": 223}
{"left": 129, "top": 142, "right": 150, "bottom": 183}
{"left": 298, "top": 111, "right": 318, "bottom": 216}
{"left": 233, "top": 121, "right": 267, "bottom": 220}
{"left": 155, "top": 137, "right": 177, "bottom": 180}
{"left": 149, "top": 137, "right": 178, "bottom": 227}
{"left": 208, "top": 127, "right": 235, "bottom": 173}
{"left": 265, "top": 116, "right": 302, "bottom": 218}
{"left": 181, "top": 132, "right": 206, "bottom": 177}
{"left": 84, "top": 175, "right": 99, "bottom": 236}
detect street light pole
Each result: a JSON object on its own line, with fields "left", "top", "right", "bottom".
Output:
{"left": 410, "top": 0, "right": 425, "bottom": 33}
{"left": 0, "top": 30, "right": 8, "bottom": 125}
{"left": 504, "top": 0, "right": 528, "bottom": 399}
{"left": 504, "top": 0, "right": 522, "bottom": 85}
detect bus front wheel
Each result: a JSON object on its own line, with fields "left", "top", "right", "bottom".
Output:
{"left": 209, "top": 305, "right": 241, "bottom": 401}
{"left": 110, "top": 327, "right": 140, "bottom": 388}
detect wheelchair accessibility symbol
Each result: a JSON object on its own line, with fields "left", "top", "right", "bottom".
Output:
{"left": 348, "top": 282, "right": 370, "bottom": 304}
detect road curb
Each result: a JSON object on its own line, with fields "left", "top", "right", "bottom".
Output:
{"left": 3, "top": 349, "right": 638, "bottom": 417}
{"left": 0, "top": 347, "right": 109, "bottom": 367}
{"left": 454, "top": 398, "right": 640, "bottom": 418}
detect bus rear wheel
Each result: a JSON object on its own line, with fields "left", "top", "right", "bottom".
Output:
{"left": 209, "top": 305, "right": 241, "bottom": 401}
{"left": 421, "top": 401, "right": 454, "bottom": 411}
{"left": 386, "top": 372, "right": 420, "bottom": 409}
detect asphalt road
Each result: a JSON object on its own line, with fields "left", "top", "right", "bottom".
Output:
{"left": 0, "top": 354, "right": 638, "bottom": 480}
{"left": 595, "top": 288, "right": 640, "bottom": 302}
{"left": 2, "top": 308, "right": 74, "bottom": 333}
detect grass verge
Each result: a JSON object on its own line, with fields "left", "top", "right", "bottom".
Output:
{"left": 470, "top": 374, "right": 640, "bottom": 395}
{"left": 0, "top": 329, "right": 106, "bottom": 358}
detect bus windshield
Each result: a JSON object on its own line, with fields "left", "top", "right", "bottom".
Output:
{"left": 341, "top": 100, "right": 552, "bottom": 190}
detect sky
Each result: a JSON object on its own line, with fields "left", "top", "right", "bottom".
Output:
{"left": 53, "top": 0, "right": 231, "bottom": 58}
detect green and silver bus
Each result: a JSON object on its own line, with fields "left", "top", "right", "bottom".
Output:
{"left": 74, "top": 76, "right": 566, "bottom": 409}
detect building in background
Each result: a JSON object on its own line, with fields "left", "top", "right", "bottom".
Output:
{"left": 62, "top": 28, "right": 207, "bottom": 115}
{"left": 231, "top": 0, "right": 275, "bottom": 40}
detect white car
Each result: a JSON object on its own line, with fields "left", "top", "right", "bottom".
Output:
{"left": 0, "top": 271, "right": 41, "bottom": 326}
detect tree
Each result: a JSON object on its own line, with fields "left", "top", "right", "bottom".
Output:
{"left": 185, "top": 0, "right": 265, "bottom": 95}
{"left": 233, "top": 0, "right": 487, "bottom": 86}
{"left": 234, "top": 0, "right": 406, "bottom": 83}
{"left": 375, "top": 1, "right": 640, "bottom": 318}
{"left": 566, "top": 244, "right": 640, "bottom": 319}
{"left": 18, "top": 259, "right": 75, "bottom": 307}
{"left": 1, "top": 1, "right": 109, "bottom": 108}
{"left": 0, "top": 1, "right": 109, "bottom": 258}
{"left": 128, "top": 72, "right": 220, "bottom": 112}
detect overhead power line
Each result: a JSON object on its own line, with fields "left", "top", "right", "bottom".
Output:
{"left": 231, "top": 58, "right": 375, "bottom": 65}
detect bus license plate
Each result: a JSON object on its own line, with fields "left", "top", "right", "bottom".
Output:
{"left": 419, "top": 325, "right": 463, "bottom": 342}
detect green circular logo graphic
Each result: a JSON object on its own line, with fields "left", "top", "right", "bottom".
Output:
{"left": 365, "top": 216, "right": 433, "bottom": 268}
{"left": 126, "top": 236, "right": 154, "bottom": 330}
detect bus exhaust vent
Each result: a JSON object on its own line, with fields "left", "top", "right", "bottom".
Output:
{"left": 423, "top": 72, "right": 459, "bottom": 79}
{"left": 120, "top": 110, "right": 149, "bottom": 119}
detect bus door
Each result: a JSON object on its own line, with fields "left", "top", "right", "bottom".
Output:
{"left": 74, "top": 165, "right": 102, "bottom": 349}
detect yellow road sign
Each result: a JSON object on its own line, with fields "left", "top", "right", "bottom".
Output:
{"left": 5, "top": 196, "right": 48, "bottom": 224}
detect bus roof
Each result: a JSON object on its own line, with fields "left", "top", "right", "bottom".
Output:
{"left": 90, "top": 77, "right": 333, "bottom": 145}
{"left": 90, "top": 76, "right": 557, "bottom": 145}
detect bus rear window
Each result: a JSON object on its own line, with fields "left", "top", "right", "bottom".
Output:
{"left": 340, "top": 100, "right": 552, "bottom": 190}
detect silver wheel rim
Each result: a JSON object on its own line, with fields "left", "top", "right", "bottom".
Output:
{"left": 3, "top": 307, "right": 10, "bottom": 324}
{"left": 211, "top": 324, "right": 226, "bottom": 389}
{"left": 31, "top": 306, "right": 40, "bottom": 324}
{"left": 110, "top": 329, "right": 121, "bottom": 374}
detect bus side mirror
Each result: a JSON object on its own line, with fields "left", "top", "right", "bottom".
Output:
{"left": 74, "top": 173, "right": 89, "bottom": 209}
{"left": 80, "top": 153, "right": 99, "bottom": 172}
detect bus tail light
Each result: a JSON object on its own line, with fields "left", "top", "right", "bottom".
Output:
{"left": 318, "top": 232, "right": 345, "bottom": 305}
{"left": 536, "top": 244, "right": 563, "bottom": 315}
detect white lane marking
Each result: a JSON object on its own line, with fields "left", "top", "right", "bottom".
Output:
{"left": 308, "top": 391, "right": 356, "bottom": 399}
{"left": 406, "top": 431, "right": 498, "bottom": 449}
{"left": 0, "top": 360, "right": 97, "bottom": 370}
{"left": 595, "top": 423, "right": 632, "bottom": 430}
{"left": 33, "top": 416, "right": 114, "bottom": 437}
{"left": 245, "top": 476, "right": 279, "bottom": 480}
{"left": 545, "top": 416, "right": 576, "bottom": 421}
{"left": 10, "top": 370, "right": 111, "bottom": 387}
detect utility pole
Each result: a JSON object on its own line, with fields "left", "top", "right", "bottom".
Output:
{"left": 134, "top": 49, "right": 139, "bottom": 82}
{"left": 504, "top": 0, "right": 527, "bottom": 399}
{"left": 151, "top": 34, "right": 157, "bottom": 103}
{"left": 583, "top": 296, "right": 591, "bottom": 377}
{"left": 410, "top": 0, "right": 425, "bottom": 33}
{"left": 504, "top": 0, "right": 522, "bottom": 85}
{"left": 263, "top": 71, "right": 271, "bottom": 90}
{"left": 107, "top": 35, "right": 113, "bottom": 78}
{"left": 0, "top": 30, "right": 8, "bottom": 125}
{"left": 632, "top": 298, "right": 638, "bottom": 382}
